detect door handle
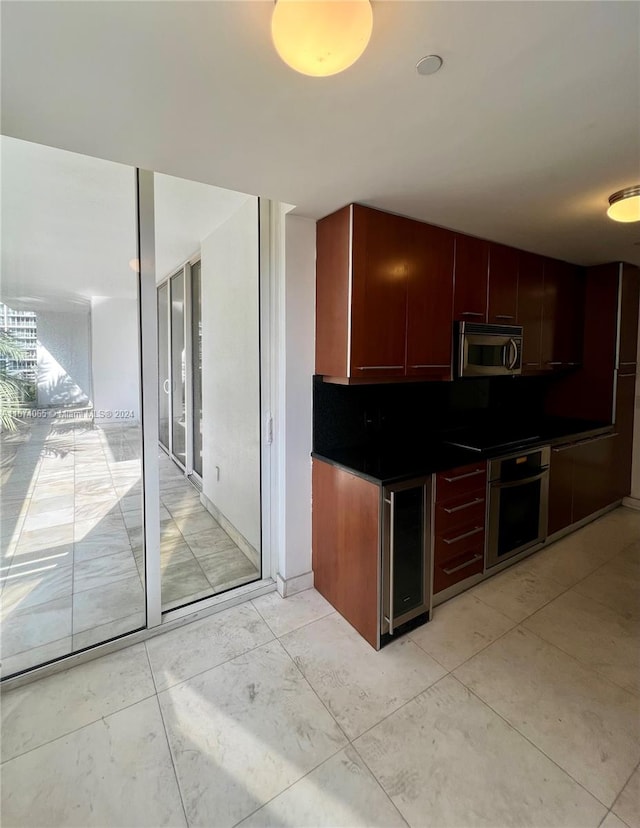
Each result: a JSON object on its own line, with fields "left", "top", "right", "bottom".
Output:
{"left": 492, "top": 471, "right": 548, "bottom": 489}
{"left": 163, "top": 379, "right": 170, "bottom": 394}
{"left": 386, "top": 492, "right": 396, "bottom": 635}
{"left": 443, "top": 553, "right": 483, "bottom": 575}
{"left": 443, "top": 497, "right": 484, "bottom": 514}
{"left": 461, "top": 312, "right": 484, "bottom": 317}
{"left": 443, "top": 526, "right": 484, "bottom": 545}
{"left": 508, "top": 339, "right": 519, "bottom": 370}
{"left": 442, "top": 469, "right": 485, "bottom": 483}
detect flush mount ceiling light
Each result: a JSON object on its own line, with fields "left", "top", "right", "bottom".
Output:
{"left": 607, "top": 185, "right": 640, "bottom": 223}
{"left": 271, "top": 0, "right": 373, "bottom": 77}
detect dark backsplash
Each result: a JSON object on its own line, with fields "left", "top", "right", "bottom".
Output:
{"left": 313, "top": 375, "right": 552, "bottom": 454}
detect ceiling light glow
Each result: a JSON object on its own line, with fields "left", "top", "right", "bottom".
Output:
{"left": 271, "top": 0, "right": 373, "bottom": 77}
{"left": 607, "top": 186, "right": 640, "bottom": 223}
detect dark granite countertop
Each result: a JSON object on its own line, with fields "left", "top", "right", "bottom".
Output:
{"left": 312, "top": 417, "right": 612, "bottom": 485}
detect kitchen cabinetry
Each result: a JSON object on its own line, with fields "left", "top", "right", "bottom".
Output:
{"left": 545, "top": 262, "right": 639, "bottom": 482}
{"left": 433, "top": 461, "right": 487, "bottom": 597}
{"left": 316, "top": 204, "right": 454, "bottom": 382}
{"left": 516, "top": 251, "right": 545, "bottom": 372}
{"left": 548, "top": 432, "right": 619, "bottom": 535}
{"left": 487, "top": 243, "right": 519, "bottom": 325}
{"left": 406, "top": 222, "right": 455, "bottom": 378}
{"left": 541, "top": 259, "right": 584, "bottom": 371}
{"left": 312, "top": 459, "right": 431, "bottom": 649}
{"left": 453, "top": 235, "right": 489, "bottom": 322}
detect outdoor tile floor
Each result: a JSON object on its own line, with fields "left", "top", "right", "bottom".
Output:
{"left": 1, "top": 506, "right": 639, "bottom": 827}
{"left": 0, "top": 418, "right": 259, "bottom": 678}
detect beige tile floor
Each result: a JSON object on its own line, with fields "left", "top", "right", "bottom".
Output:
{"left": 1, "top": 506, "right": 639, "bottom": 827}
{"left": 0, "top": 418, "right": 259, "bottom": 678}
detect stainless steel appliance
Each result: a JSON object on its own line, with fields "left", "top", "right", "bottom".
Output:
{"left": 486, "top": 446, "right": 550, "bottom": 569}
{"left": 381, "top": 477, "right": 432, "bottom": 646}
{"left": 456, "top": 322, "right": 523, "bottom": 378}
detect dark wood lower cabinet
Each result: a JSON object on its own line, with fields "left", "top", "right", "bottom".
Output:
{"left": 548, "top": 432, "right": 621, "bottom": 535}
{"left": 614, "top": 371, "right": 636, "bottom": 500}
{"left": 548, "top": 445, "right": 574, "bottom": 535}
{"left": 312, "top": 459, "right": 380, "bottom": 647}
{"left": 572, "top": 434, "right": 619, "bottom": 523}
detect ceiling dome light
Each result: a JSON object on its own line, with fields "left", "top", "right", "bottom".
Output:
{"left": 271, "top": 0, "right": 373, "bottom": 77}
{"left": 607, "top": 186, "right": 640, "bottom": 223}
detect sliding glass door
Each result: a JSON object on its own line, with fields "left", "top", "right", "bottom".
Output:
{"left": 158, "top": 282, "right": 170, "bottom": 451}
{"left": 191, "top": 261, "right": 203, "bottom": 479}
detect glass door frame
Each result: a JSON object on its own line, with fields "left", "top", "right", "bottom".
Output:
{"left": 138, "top": 172, "right": 275, "bottom": 632}
{"left": 157, "top": 260, "right": 198, "bottom": 477}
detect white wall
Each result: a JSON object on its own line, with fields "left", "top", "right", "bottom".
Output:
{"left": 275, "top": 213, "right": 316, "bottom": 591}
{"left": 201, "top": 197, "right": 261, "bottom": 551}
{"left": 90, "top": 297, "right": 140, "bottom": 422}
{"left": 36, "top": 309, "right": 91, "bottom": 407}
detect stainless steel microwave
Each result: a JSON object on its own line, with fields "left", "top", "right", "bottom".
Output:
{"left": 456, "top": 322, "right": 523, "bottom": 378}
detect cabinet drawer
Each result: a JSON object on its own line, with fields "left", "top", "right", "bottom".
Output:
{"left": 434, "top": 488, "right": 486, "bottom": 536}
{"left": 433, "top": 543, "right": 484, "bottom": 594}
{"left": 436, "top": 462, "right": 487, "bottom": 503}
{"left": 434, "top": 523, "right": 485, "bottom": 564}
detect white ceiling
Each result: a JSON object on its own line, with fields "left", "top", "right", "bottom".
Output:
{"left": 0, "top": 137, "right": 251, "bottom": 309}
{"left": 1, "top": 1, "right": 639, "bottom": 266}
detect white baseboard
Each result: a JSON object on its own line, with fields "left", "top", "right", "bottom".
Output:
{"left": 199, "top": 492, "right": 260, "bottom": 569}
{"left": 276, "top": 570, "right": 314, "bottom": 597}
{"left": 622, "top": 496, "right": 640, "bottom": 511}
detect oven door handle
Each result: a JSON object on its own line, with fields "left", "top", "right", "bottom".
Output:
{"left": 491, "top": 470, "right": 548, "bottom": 489}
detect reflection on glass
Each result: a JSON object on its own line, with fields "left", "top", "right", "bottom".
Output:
{"left": 158, "top": 282, "right": 170, "bottom": 450}
{"left": 153, "top": 174, "right": 261, "bottom": 611}
{"left": 170, "top": 270, "right": 186, "bottom": 466}
{"left": 191, "top": 261, "right": 203, "bottom": 477}
{"left": 0, "top": 136, "right": 145, "bottom": 678}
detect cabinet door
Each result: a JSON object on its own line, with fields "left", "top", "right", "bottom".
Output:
{"left": 548, "top": 445, "right": 574, "bottom": 535}
{"left": 572, "top": 434, "right": 618, "bottom": 522}
{"left": 542, "top": 259, "right": 584, "bottom": 370}
{"left": 517, "top": 251, "right": 545, "bottom": 371}
{"left": 618, "top": 264, "right": 640, "bottom": 369}
{"left": 350, "top": 205, "right": 409, "bottom": 378}
{"left": 614, "top": 372, "right": 636, "bottom": 498}
{"left": 406, "top": 223, "right": 455, "bottom": 379}
{"left": 453, "top": 234, "right": 489, "bottom": 322}
{"left": 487, "top": 243, "right": 518, "bottom": 325}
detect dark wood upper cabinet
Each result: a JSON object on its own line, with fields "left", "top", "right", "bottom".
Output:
{"left": 453, "top": 234, "right": 489, "bottom": 322}
{"left": 517, "top": 251, "right": 545, "bottom": 371}
{"left": 487, "top": 243, "right": 518, "bottom": 325}
{"left": 406, "top": 223, "right": 455, "bottom": 379}
{"left": 619, "top": 263, "right": 640, "bottom": 369}
{"left": 541, "top": 259, "right": 584, "bottom": 370}
{"left": 316, "top": 206, "right": 351, "bottom": 377}
{"left": 350, "top": 205, "right": 409, "bottom": 378}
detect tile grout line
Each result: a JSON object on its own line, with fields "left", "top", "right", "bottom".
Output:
{"left": 348, "top": 740, "right": 411, "bottom": 828}
{"left": 0, "top": 686, "right": 158, "bottom": 766}
{"left": 457, "top": 676, "right": 614, "bottom": 811}
{"left": 516, "top": 624, "right": 640, "bottom": 701}
{"left": 143, "top": 641, "right": 190, "bottom": 828}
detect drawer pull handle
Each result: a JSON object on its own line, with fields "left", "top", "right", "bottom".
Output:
{"left": 442, "top": 469, "right": 485, "bottom": 483}
{"left": 461, "top": 312, "right": 485, "bottom": 317}
{"left": 494, "top": 315, "right": 515, "bottom": 320}
{"left": 356, "top": 365, "right": 403, "bottom": 371}
{"left": 443, "top": 497, "right": 485, "bottom": 514}
{"left": 443, "top": 553, "right": 483, "bottom": 575}
{"left": 443, "top": 526, "right": 484, "bottom": 545}
{"left": 409, "top": 364, "right": 450, "bottom": 369}
{"left": 546, "top": 362, "right": 562, "bottom": 366}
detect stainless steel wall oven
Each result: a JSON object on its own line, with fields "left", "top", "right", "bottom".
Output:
{"left": 486, "top": 446, "right": 550, "bottom": 569}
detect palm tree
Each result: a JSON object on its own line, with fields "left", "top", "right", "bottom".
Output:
{"left": 0, "top": 330, "right": 33, "bottom": 432}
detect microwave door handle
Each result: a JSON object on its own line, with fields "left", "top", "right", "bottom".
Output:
{"left": 508, "top": 338, "right": 518, "bottom": 370}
